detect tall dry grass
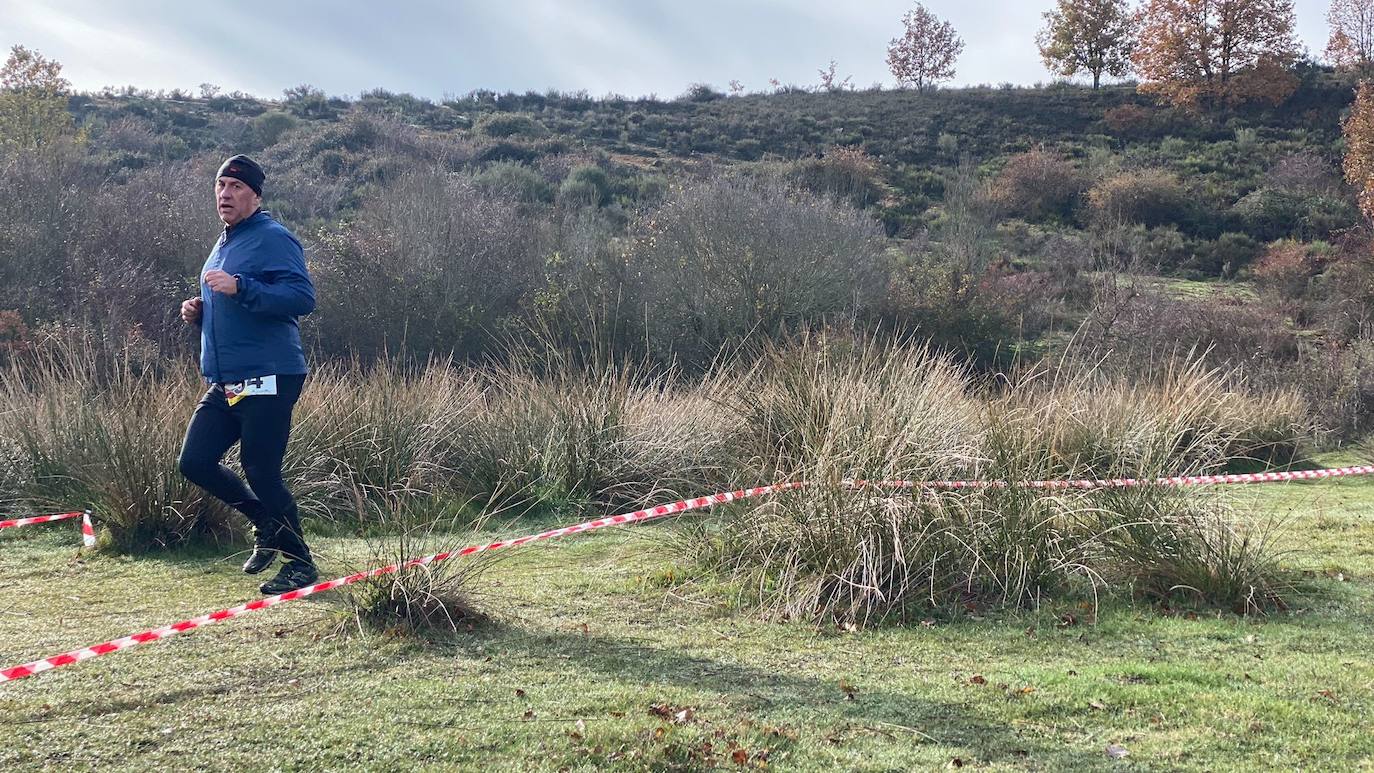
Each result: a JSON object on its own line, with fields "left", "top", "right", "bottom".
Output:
{"left": 0, "top": 332, "right": 1314, "bottom": 620}
{"left": 0, "top": 333, "right": 237, "bottom": 551}
{"left": 683, "top": 338, "right": 1311, "bottom": 624}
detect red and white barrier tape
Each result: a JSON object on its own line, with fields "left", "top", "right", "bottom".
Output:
{"left": 0, "top": 511, "right": 83, "bottom": 530}
{"left": 4, "top": 464, "right": 1372, "bottom": 685}
{"left": 854, "top": 464, "right": 1374, "bottom": 491}
{"left": 0, "top": 510, "right": 95, "bottom": 549}
{"left": 0, "top": 482, "right": 802, "bottom": 684}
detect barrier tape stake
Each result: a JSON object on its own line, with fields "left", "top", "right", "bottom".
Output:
{"left": 81, "top": 510, "right": 95, "bottom": 549}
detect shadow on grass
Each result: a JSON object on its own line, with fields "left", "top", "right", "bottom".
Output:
{"left": 435, "top": 624, "right": 1094, "bottom": 766}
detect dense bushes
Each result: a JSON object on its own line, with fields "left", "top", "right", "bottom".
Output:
{"left": 309, "top": 167, "right": 542, "bottom": 361}
{"left": 614, "top": 176, "right": 891, "bottom": 366}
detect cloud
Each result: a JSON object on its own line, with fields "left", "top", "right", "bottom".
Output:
{"left": 0, "top": 0, "right": 1340, "bottom": 100}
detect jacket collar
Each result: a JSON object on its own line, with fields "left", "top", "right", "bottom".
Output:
{"left": 223, "top": 208, "right": 269, "bottom": 237}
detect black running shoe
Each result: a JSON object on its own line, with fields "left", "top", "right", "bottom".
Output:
{"left": 258, "top": 561, "right": 319, "bottom": 595}
{"left": 241, "top": 547, "right": 277, "bottom": 575}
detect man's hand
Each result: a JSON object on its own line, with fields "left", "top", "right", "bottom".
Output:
{"left": 180, "top": 297, "right": 203, "bottom": 325}
{"left": 204, "top": 269, "right": 238, "bottom": 296}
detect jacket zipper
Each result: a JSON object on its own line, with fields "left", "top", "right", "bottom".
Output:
{"left": 208, "top": 229, "right": 228, "bottom": 383}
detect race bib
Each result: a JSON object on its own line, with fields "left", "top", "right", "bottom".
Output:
{"left": 224, "top": 375, "right": 278, "bottom": 406}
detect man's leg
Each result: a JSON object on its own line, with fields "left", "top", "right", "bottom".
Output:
{"left": 178, "top": 386, "right": 270, "bottom": 536}
{"left": 237, "top": 375, "right": 314, "bottom": 580}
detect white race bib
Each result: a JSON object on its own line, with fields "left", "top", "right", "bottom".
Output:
{"left": 224, "top": 375, "right": 278, "bottom": 406}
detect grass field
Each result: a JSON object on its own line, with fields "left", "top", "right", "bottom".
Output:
{"left": 2, "top": 451, "right": 1373, "bottom": 771}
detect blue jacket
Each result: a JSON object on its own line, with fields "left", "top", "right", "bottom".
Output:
{"left": 199, "top": 210, "right": 315, "bottom": 383}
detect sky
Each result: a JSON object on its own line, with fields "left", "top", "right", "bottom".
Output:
{"left": 0, "top": 1, "right": 1343, "bottom": 101}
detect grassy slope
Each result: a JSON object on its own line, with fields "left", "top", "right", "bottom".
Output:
{"left": 2, "top": 454, "right": 1372, "bottom": 771}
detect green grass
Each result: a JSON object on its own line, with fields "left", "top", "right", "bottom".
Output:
{"left": 3, "top": 452, "right": 1373, "bottom": 770}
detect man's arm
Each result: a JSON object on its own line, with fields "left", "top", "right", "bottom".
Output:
{"left": 232, "top": 232, "right": 317, "bottom": 317}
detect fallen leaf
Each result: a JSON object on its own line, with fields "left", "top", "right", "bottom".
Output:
{"left": 950, "top": 757, "right": 964, "bottom": 768}
{"left": 654, "top": 727, "right": 666, "bottom": 739}
{"left": 969, "top": 674, "right": 987, "bottom": 686}
{"left": 732, "top": 749, "right": 748, "bottom": 765}
{"left": 522, "top": 709, "right": 535, "bottom": 720}
{"left": 1316, "top": 689, "right": 1339, "bottom": 703}
{"left": 1105, "top": 744, "right": 1129, "bottom": 760}
{"left": 1017, "top": 686, "right": 1036, "bottom": 696}
{"left": 515, "top": 688, "right": 526, "bottom": 698}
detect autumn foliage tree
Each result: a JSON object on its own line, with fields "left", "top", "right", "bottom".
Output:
{"left": 1132, "top": 0, "right": 1300, "bottom": 108}
{"left": 1342, "top": 80, "right": 1374, "bottom": 222}
{"left": 886, "top": 3, "right": 964, "bottom": 90}
{"left": 1327, "top": 0, "right": 1374, "bottom": 72}
{"left": 0, "top": 45, "right": 77, "bottom": 150}
{"left": 1037, "top": 0, "right": 1138, "bottom": 89}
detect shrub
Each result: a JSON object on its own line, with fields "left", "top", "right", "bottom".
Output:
{"left": 252, "top": 110, "right": 298, "bottom": 147}
{"left": 1087, "top": 168, "right": 1189, "bottom": 228}
{"left": 557, "top": 164, "right": 612, "bottom": 207}
{"left": 1266, "top": 150, "right": 1343, "bottom": 195}
{"left": 473, "top": 160, "right": 552, "bottom": 203}
{"left": 679, "top": 83, "right": 724, "bottom": 102}
{"left": 474, "top": 112, "right": 546, "bottom": 139}
{"left": 787, "top": 146, "right": 886, "bottom": 209}
{"left": 1103, "top": 103, "right": 1154, "bottom": 135}
{"left": 619, "top": 176, "right": 890, "bottom": 366}
{"left": 1195, "top": 232, "right": 1263, "bottom": 277}
{"left": 1251, "top": 239, "right": 1336, "bottom": 301}
{"left": 990, "top": 147, "right": 1086, "bottom": 222}
{"left": 1232, "top": 188, "right": 1358, "bottom": 241}
{"left": 340, "top": 524, "right": 497, "bottom": 636}
{"left": 1078, "top": 288, "right": 1302, "bottom": 382}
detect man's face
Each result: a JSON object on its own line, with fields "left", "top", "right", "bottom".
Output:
{"left": 215, "top": 176, "right": 260, "bottom": 226}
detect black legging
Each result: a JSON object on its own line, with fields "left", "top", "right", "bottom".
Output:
{"left": 177, "top": 374, "right": 312, "bottom": 564}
